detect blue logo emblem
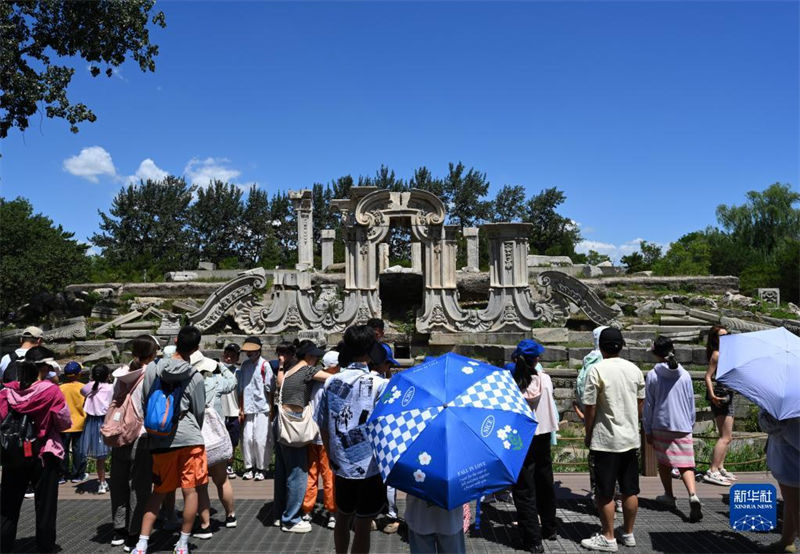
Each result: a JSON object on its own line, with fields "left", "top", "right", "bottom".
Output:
{"left": 730, "top": 484, "right": 777, "bottom": 532}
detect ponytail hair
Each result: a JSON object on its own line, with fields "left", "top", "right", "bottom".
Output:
{"left": 129, "top": 335, "right": 159, "bottom": 367}
{"left": 653, "top": 336, "right": 678, "bottom": 369}
{"left": 91, "top": 364, "right": 110, "bottom": 392}
{"left": 18, "top": 361, "right": 38, "bottom": 391}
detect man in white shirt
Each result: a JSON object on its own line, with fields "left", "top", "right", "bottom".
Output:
{"left": 581, "top": 328, "right": 645, "bottom": 552}
{"left": 0, "top": 326, "right": 43, "bottom": 382}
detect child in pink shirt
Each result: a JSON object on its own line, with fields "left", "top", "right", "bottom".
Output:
{"left": 80, "top": 364, "right": 114, "bottom": 493}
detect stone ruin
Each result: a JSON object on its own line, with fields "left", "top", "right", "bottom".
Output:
{"left": 187, "top": 187, "right": 620, "bottom": 337}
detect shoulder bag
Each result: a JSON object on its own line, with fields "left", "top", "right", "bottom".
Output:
{"left": 276, "top": 364, "right": 319, "bottom": 447}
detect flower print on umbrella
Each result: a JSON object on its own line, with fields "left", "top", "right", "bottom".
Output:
{"left": 418, "top": 452, "right": 432, "bottom": 466}
{"left": 496, "top": 425, "right": 523, "bottom": 450}
{"left": 414, "top": 469, "right": 426, "bottom": 483}
{"left": 461, "top": 366, "right": 474, "bottom": 375}
{"left": 382, "top": 385, "right": 402, "bottom": 404}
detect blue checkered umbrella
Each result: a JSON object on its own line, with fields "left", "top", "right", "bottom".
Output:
{"left": 366, "top": 352, "right": 537, "bottom": 509}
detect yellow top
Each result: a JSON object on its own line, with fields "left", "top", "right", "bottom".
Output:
{"left": 59, "top": 380, "right": 87, "bottom": 432}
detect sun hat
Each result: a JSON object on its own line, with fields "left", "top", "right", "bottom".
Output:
{"left": 241, "top": 336, "right": 263, "bottom": 352}
{"left": 195, "top": 357, "right": 219, "bottom": 374}
{"left": 513, "top": 339, "right": 545, "bottom": 362}
{"left": 382, "top": 343, "right": 398, "bottom": 366}
{"left": 322, "top": 351, "right": 340, "bottom": 369}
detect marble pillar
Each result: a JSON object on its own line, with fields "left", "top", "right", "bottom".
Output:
{"left": 463, "top": 226, "right": 479, "bottom": 272}
{"left": 378, "top": 243, "right": 390, "bottom": 273}
{"left": 289, "top": 189, "right": 314, "bottom": 271}
{"left": 411, "top": 242, "right": 422, "bottom": 272}
{"left": 321, "top": 229, "right": 335, "bottom": 270}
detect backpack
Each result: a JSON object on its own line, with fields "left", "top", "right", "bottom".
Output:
{"left": 0, "top": 407, "right": 38, "bottom": 468}
{"left": 1, "top": 351, "right": 25, "bottom": 388}
{"left": 101, "top": 373, "right": 146, "bottom": 447}
{"left": 144, "top": 374, "right": 190, "bottom": 437}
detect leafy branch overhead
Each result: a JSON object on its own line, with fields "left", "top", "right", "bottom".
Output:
{"left": 0, "top": 0, "right": 166, "bottom": 137}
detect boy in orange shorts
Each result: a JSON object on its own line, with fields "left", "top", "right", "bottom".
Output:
{"left": 134, "top": 326, "right": 207, "bottom": 554}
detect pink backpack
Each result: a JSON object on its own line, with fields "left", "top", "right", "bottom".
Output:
{"left": 101, "top": 373, "right": 145, "bottom": 448}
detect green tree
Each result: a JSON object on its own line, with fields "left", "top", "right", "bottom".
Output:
{"left": 91, "top": 176, "right": 195, "bottom": 278}
{"left": 492, "top": 185, "right": 526, "bottom": 222}
{"left": 524, "top": 187, "right": 581, "bottom": 256}
{"left": 620, "top": 240, "right": 662, "bottom": 272}
{"left": 444, "top": 162, "right": 491, "bottom": 227}
{"left": 0, "top": 0, "right": 166, "bottom": 137}
{"left": 187, "top": 181, "right": 244, "bottom": 266}
{"left": 0, "top": 197, "right": 90, "bottom": 318}
{"left": 409, "top": 166, "right": 445, "bottom": 199}
{"left": 653, "top": 232, "right": 712, "bottom": 276}
{"left": 716, "top": 183, "right": 800, "bottom": 255}
{"left": 585, "top": 250, "right": 611, "bottom": 265}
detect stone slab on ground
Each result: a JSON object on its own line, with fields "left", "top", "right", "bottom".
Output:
{"left": 15, "top": 472, "right": 792, "bottom": 553}
{"left": 93, "top": 311, "right": 142, "bottom": 336}
{"left": 73, "top": 340, "right": 114, "bottom": 355}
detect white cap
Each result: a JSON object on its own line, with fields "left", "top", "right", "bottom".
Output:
{"left": 322, "top": 351, "right": 339, "bottom": 369}
{"left": 163, "top": 345, "right": 177, "bottom": 357}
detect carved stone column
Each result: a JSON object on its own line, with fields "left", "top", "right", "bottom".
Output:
{"left": 462, "top": 227, "right": 480, "bottom": 272}
{"left": 411, "top": 242, "right": 422, "bottom": 273}
{"left": 289, "top": 189, "right": 314, "bottom": 271}
{"left": 321, "top": 229, "right": 335, "bottom": 270}
{"left": 378, "top": 243, "right": 390, "bottom": 273}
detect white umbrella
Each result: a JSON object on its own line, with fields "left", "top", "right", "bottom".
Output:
{"left": 717, "top": 327, "right": 800, "bottom": 420}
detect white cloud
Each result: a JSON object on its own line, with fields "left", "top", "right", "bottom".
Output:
{"left": 576, "top": 238, "right": 645, "bottom": 262}
{"left": 63, "top": 146, "right": 117, "bottom": 183}
{"left": 127, "top": 158, "right": 169, "bottom": 184}
{"left": 184, "top": 157, "right": 241, "bottom": 187}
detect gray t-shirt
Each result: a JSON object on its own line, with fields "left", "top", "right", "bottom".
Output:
{"left": 280, "top": 365, "right": 320, "bottom": 407}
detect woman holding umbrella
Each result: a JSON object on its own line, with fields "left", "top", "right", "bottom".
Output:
{"left": 511, "top": 339, "right": 558, "bottom": 553}
{"left": 704, "top": 325, "right": 736, "bottom": 486}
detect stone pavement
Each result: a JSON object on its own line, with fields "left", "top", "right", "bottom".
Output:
{"left": 6, "top": 472, "right": 795, "bottom": 553}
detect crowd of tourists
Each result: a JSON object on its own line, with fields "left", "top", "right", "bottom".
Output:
{"left": 0, "top": 321, "right": 797, "bottom": 554}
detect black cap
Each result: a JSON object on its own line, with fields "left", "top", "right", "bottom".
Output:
{"left": 599, "top": 327, "right": 625, "bottom": 350}
{"left": 297, "top": 342, "right": 325, "bottom": 359}
{"left": 223, "top": 343, "right": 240, "bottom": 353}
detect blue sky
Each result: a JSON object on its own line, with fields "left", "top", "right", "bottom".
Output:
{"left": 2, "top": 1, "right": 798, "bottom": 261}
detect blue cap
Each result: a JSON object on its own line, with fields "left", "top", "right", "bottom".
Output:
{"left": 63, "top": 361, "right": 82, "bottom": 375}
{"left": 382, "top": 343, "right": 398, "bottom": 366}
{"left": 513, "top": 339, "right": 545, "bottom": 362}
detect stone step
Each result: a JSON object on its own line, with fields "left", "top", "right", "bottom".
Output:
{"left": 658, "top": 316, "right": 708, "bottom": 325}
{"left": 119, "top": 321, "right": 159, "bottom": 330}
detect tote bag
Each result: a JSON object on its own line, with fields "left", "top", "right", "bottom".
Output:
{"left": 276, "top": 366, "right": 319, "bottom": 447}
{"left": 203, "top": 407, "right": 232, "bottom": 467}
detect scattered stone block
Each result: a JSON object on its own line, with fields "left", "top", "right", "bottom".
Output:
{"left": 758, "top": 288, "right": 780, "bottom": 306}
{"left": 198, "top": 261, "right": 217, "bottom": 271}
{"left": 173, "top": 300, "right": 200, "bottom": 313}
{"left": 74, "top": 340, "right": 114, "bottom": 355}
{"left": 91, "top": 306, "right": 119, "bottom": 319}
{"left": 44, "top": 317, "right": 87, "bottom": 342}
{"left": 165, "top": 271, "right": 199, "bottom": 282}
{"left": 540, "top": 346, "right": 568, "bottom": 362}
{"left": 120, "top": 321, "right": 159, "bottom": 330}
{"left": 530, "top": 328, "right": 569, "bottom": 343}
{"left": 93, "top": 311, "right": 142, "bottom": 336}
{"left": 84, "top": 346, "right": 118, "bottom": 364}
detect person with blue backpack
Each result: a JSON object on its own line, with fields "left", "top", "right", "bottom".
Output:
{"left": 134, "top": 326, "right": 207, "bottom": 554}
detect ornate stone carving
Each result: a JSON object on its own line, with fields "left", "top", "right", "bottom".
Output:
{"left": 758, "top": 288, "right": 780, "bottom": 306}
{"left": 188, "top": 268, "right": 269, "bottom": 332}
{"left": 537, "top": 271, "right": 620, "bottom": 327}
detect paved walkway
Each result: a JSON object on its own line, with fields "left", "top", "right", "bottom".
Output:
{"left": 7, "top": 472, "right": 796, "bottom": 553}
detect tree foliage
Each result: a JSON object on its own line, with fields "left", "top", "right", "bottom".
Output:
{"left": 524, "top": 187, "right": 581, "bottom": 256}
{"left": 0, "top": 197, "right": 89, "bottom": 318}
{"left": 620, "top": 240, "right": 663, "bottom": 273}
{"left": 0, "top": 0, "right": 166, "bottom": 137}
{"left": 188, "top": 181, "right": 244, "bottom": 265}
{"left": 91, "top": 177, "right": 195, "bottom": 278}
{"left": 492, "top": 185, "right": 526, "bottom": 223}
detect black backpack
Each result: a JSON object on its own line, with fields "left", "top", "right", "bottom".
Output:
{"left": 0, "top": 407, "right": 38, "bottom": 468}
{"left": 1, "top": 351, "right": 25, "bottom": 388}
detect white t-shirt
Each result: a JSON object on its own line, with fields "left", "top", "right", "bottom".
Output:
{"left": 0, "top": 347, "right": 29, "bottom": 378}
{"left": 582, "top": 357, "right": 645, "bottom": 453}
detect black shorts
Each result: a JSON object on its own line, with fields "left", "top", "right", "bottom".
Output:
{"left": 335, "top": 474, "right": 386, "bottom": 518}
{"left": 708, "top": 390, "right": 735, "bottom": 417}
{"left": 589, "top": 449, "right": 640, "bottom": 499}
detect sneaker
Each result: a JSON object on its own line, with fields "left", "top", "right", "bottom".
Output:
{"left": 123, "top": 545, "right": 133, "bottom": 553}
{"left": 689, "top": 495, "right": 703, "bottom": 523}
{"left": 719, "top": 468, "right": 738, "bottom": 481}
{"left": 620, "top": 533, "right": 636, "bottom": 547}
{"left": 614, "top": 499, "right": 623, "bottom": 513}
{"left": 655, "top": 494, "right": 677, "bottom": 509}
{"left": 327, "top": 514, "right": 336, "bottom": 529}
{"left": 282, "top": 520, "right": 312, "bottom": 533}
{"left": 225, "top": 514, "right": 237, "bottom": 528}
{"left": 192, "top": 525, "right": 213, "bottom": 540}
{"left": 671, "top": 468, "right": 680, "bottom": 479}
{"left": 531, "top": 542, "right": 545, "bottom": 553}
{"left": 71, "top": 472, "right": 90, "bottom": 483}
{"left": 58, "top": 478, "right": 67, "bottom": 485}
{"left": 24, "top": 487, "right": 34, "bottom": 499}
{"left": 273, "top": 519, "right": 281, "bottom": 527}
{"left": 242, "top": 470, "right": 254, "bottom": 480}
{"left": 226, "top": 466, "right": 236, "bottom": 479}
{"left": 302, "top": 513, "right": 312, "bottom": 521}
{"left": 581, "top": 533, "right": 619, "bottom": 552}
{"left": 254, "top": 471, "right": 265, "bottom": 481}
{"left": 111, "top": 532, "right": 126, "bottom": 546}
{"left": 703, "top": 470, "right": 731, "bottom": 486}
{"left": 98, "top": 481, "right": 109, "bottom": 494}
{"left": 173, "top": 543, "right": 190, "bottom": 554}
{"left": 382, "top": 520, "right": 400, "bottom": 534}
